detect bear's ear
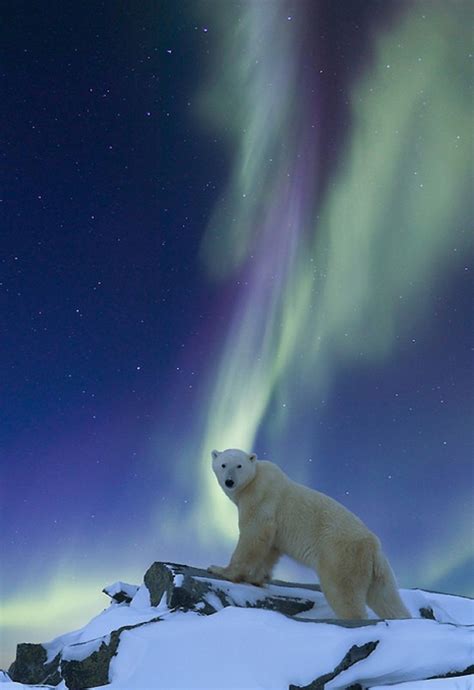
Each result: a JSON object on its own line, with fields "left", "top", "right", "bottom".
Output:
{"left": 211, "top": 450, "right": 220, "bottom": 460}
{"left": 249, "top": 453, "right": 257, "bottom": 462}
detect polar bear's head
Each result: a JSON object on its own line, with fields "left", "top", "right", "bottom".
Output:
{"left": 211, "top": 448, "right": 257, "bottom": 497}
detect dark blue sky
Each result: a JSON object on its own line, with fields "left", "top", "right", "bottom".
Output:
{"left": 1, "top": 0, "right": 472, "bottom": 667}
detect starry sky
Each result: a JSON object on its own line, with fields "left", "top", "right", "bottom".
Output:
{"left": 1, "top": 0, "right": 473, "bottom": 667}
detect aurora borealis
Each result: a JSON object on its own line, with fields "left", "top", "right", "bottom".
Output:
{"left": 1, "top": 0, "right": 473, "bottom": 668}
{"left": 193, "top": 0, "right": 473, "bottom": 539}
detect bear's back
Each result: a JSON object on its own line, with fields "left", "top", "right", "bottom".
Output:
{"left": 255, "top": 459, "right": 371, "bottom": 539}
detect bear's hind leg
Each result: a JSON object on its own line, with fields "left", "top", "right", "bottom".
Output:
{"left": 320, "top": 577, "right": 368, "bottom": 619}
{"left": 367, "top": 552, "right": 411, "bottom": 619}
{"left": 317, "top": 541, "right": 372, "bottom": 620}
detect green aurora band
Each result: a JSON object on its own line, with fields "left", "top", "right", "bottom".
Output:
{"left": 192, "top": 0, "right": 473, "bottom": 573}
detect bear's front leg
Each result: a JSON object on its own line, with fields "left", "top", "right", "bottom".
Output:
{"left": 207, "top": 565, "right": 228, "bottom": 578}
{"left": 207, "top": 563, "right": 249, "bottom": 583}
{"left": 208, "top": 521, "right": 276, "bottom": 586}
{"left": 207, "top": 564, "right": 264, "bottom": 586}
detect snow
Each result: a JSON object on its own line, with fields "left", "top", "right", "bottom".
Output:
{"left": 103, "top": 581, "right": 139, "bottom": 601}
{"left": 42, "top": 599, "right": 161, "bottom": 664}
{"left": 130, "top": 582, "right": 153, "bottom": 610}
{"left": 401, "top": 589, "right": 474, "bottom": 625}
{"left": 2, "top": 574, "right": 473, "bottom": 690}
{"left": 324, "top": 619, "right": 473, "bottom": 689}
{"left": 62, "top": 636, "right": 111, "bottom": 663}
{"left": 173, "top": 573, "right": 184, "bottom": 587}
{"left": 77, "top": 604, "right": 157, "bottom": 640}
{"left": 204, "top": 590, "right": 225, "bottom": 611}
{"left": 86, "top": 608, "right": 472, "bottom": 690}
{"left": 105, "top": 607, "right": 357, "bottom": 690}
{"left": 198, "top": 575, "right": 334, "bottom": 616}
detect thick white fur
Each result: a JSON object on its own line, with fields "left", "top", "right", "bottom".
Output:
{"left": 208, "top": 448, "right": 411, "bottom": 620}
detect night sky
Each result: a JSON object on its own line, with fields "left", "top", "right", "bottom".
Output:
{"left": 1, "top": 0, "right": 473, "bottom": 666}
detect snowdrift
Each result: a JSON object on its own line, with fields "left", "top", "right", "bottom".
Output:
{"left": 3, "top": 562, "right": 473, "bottom": 689}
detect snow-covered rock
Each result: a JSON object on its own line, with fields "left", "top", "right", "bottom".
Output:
{"left": 3, "top": 562, "right": 473, "bottom": 689}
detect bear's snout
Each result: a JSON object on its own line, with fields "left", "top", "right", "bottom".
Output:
{"left": 225, "top": 479, "right": 235, "bottom": 488}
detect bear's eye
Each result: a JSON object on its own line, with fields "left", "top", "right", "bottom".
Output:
{"left": 237, "top": 464, "right": 242, "bottom": 469}
{"left": 221, "top": 463, "right": 226, "bottom": 468}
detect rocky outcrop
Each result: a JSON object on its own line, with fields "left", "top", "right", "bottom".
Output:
{"left": 144, "top": 561, "right": 322, "bottom": 616}
{"left": 7, "top": 643, "right": 61, "bottom": 687}
{"left": 5, "top": 561, "right": 474, "bottom": 690}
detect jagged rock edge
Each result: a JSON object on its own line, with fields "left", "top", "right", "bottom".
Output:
{"left": 289, "top": 640, "right": 379, "bottom": 690}
{"left": 61, "top": 615, "right": 163, "bottom": 690}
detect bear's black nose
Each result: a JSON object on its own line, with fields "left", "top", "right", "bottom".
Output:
{"left": 225, "top": 479, "right": 234, "bottom": 488}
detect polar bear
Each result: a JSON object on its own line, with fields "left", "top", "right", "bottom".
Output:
{"left": 208, "top": 448, "right": 411, "bottom": 620}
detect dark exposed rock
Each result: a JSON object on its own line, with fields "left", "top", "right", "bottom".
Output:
{"left": 420, "top": 606, "right": 436, "bottom": 619}
{"left": 429, "top": 664, "right": 474, "bottom": 681}
{"left": 61, "top": 632, "right": 121, "bottom": 690}
{"left": 289, "top": 640, "right": 379, "bottom": 690}
{"left": 8, "top": 643, "right": 61, "bottom": 686}
{"left": 144, "top": 560, "right": 219, "bottom": 612}
{"left": 144, "top": 561, "right": 318, "bottom": 616}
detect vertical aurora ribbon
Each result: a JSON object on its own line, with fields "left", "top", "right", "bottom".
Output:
{"left": 193, "top": 0, "right": 472, "bottom": 543}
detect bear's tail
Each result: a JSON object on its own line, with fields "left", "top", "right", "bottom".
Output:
{"left": 367, "top": 547, "right": 411, "bottom": 619}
